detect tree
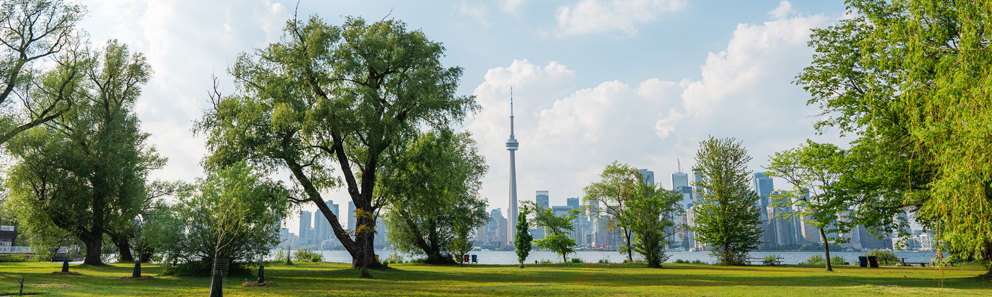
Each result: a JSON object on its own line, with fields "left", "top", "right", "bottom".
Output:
{"left": 2, "top": 40, "right": 162, "bottom": 265}
{"left": 765, "top": 140, "right": 850, "bottom": 271}
{"left": 163, "top": 162, "right": 289, "bottom": 280}
{"left": 196, "top": 15, "right": 477, "bottom": 269}
{"left": 525, "top": 200, "right": 578, "bottom": 263}
{"left": 582, "top": 161, "right": 638, "bottom": 262}
{"left": 380, "top": 131, "right": 488, "bottom": 264}
{"left": 690, "top": 136, "right": 763, "bottom": 266}
{"left": 0, "top": 0, "right": 85, "bottom": 145}
{"left": 514, "top": 205, "right": 533, "bottom": 268}
{"left": 627, "top": 179, "right": 682, "bottom": 268}
{"left": 799, "top": 0, "right": 992, "bottom": 274}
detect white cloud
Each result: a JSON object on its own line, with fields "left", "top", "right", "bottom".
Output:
{"left": 471, "top": 10, "right": 841, "bottom": 211}
{"left": 555, "top": 0, "right": 687, "bottom": 37}
{"left": 499, "top": 0, "right": 526, "bottom": 13}
{"left": 769, "top": 1, "right": 797, "bottom": 20}
{"left": 459, "top": 2, "right": 490, "bottom": 28}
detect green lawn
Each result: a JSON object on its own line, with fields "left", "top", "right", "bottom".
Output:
{"left": 0, "top": 261, "right": 989, "bottom": 296}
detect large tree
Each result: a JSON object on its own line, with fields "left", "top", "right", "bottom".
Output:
{"left": 0, "top": 0, "right": 85, "bottom": 145}
{"left": 380, "top": 130, "right": 489, "bottom": 264}
{"left": 766, "top": 140, "right": 852, "bottom": 272}
{"left": 799, "top": 0, "right": 992, "bottom": 273}
{"left": 197, "top": 16, "right": 477, "bottom": 269}
{"left": 690, "top": 136, "right": 763, "bottom": 266}
{"left": 524, "top": 200, "right": 579, "bottom": 263}
{"left": 2, "top": 40, "right": 162, "bottom": 264}
{"left": 582, "top": 161, "right": 638, "bottom": 262}
{"left": 626, "top": 177, "right": 682, "bottom": 268}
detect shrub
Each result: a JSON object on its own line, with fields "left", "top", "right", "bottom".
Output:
{"left": 597, "top": 259, "right": 611, "bottom": 264}
{"left": 690, "top": 259, "right": 706, "bottom": 265}
{"left": 866, "top": 249, "right": 899, "bottom": 265}
{"left": 292, "top": 249, "right": 322, "bottom": 262}
{"left": 570, "top": 257, "right": 583, "bottom": 264}
{"left": 763, "top": 254, "right": 780, "bottom": 265}
{"left": 538, "top": 259, "right": 553, "bottom": 264}
{"left": 161, "top": 260, "right": 254, "bottom": 277}
{"left": 674, "top": 259, "right": 686, "bottom": 264}
{"left": 0, "top": 255, "right": 28, "bottom": 262}
{"left": 830, "top": 255, "right": 845, "bottom": 265}
{"left": 801, "top": 254, "right": 826, "bottom": 265}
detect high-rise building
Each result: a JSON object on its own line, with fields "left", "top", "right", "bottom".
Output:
{"left": 536, "top": 191, "right": 549, "bottom": 210}
{"left": 638, "top": 169, "right": 655, "bottom": 187}
{"left": 298, "top": 210, "right": 312, "bottom": 244}
{"left": 672, "top": 172, "right": 688, "bottom": 190}
{"left": 347, "top": 201, "right": 356, "bottom": 231}
{"left": 506, "top": 91, "right": 519, "bottom": 247}
{"left": 566, "top": 197, "right": 580, "bottom": 210}
{"left": 753, "top": 172, "right": 774, "bottom": 210}
{"left": 312, "top": 201, "right": 338, "bottom": 249}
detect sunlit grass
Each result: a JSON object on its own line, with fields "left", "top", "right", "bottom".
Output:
{"left": 0, "top": 260, "right": 988, "bottom": 296}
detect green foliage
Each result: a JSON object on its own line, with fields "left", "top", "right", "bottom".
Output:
{"left": 515, "top": 206, "right": 534, "bottom": 266}
{"left": 763, "top": 254, "right": 780, "bottom": 266}
{"left": 802, "top": 254, "right": 826, "bottom": 265}
{"left": 0, "top": 0, "right": 85, "bottom": 145}
{"left": 831, "top": 255, "right": 845, "bottom": 266}
{"left": 153, "top": 162, "right": 289, "bottom": 267}
{"left": 381, "top": 131, "right": 488, "bottom": 265}
{"left": 2, "top": 40, "right": 162, "bottom": 265}
{"left": 626, "top": 179, "right": 682, "bottom": 268}
{"left": 582, "top": 161, "right": 638, "bottom": 262}
{"left": 525, "top": 201, "right": 578, "bottom": 263}
{"left": 866, "top": 249, "right": 899, "bottom": 266}
{"left": 197, "top": 14, "right": 478, "bottom": 269}
{"left": 161, "top": 260, "right": 254, "bottom": 277}
{"left": 293, "top": 249, "right": 323, "bottom": 262}
{"left": 690, "top": 137, "right": 763, "bottom": 266}
{"left": 798, "top": 0, "right": 992, "bottom": 272}
{"left": 570, "top": 258, "right": 583, "bottom": 264}
{"left": 0, "top": 255, "right": 28, "bottom": 262}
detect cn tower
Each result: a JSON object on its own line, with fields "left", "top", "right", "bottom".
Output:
{"left": 506, "top": 89, "right": 519, "bottom": 247}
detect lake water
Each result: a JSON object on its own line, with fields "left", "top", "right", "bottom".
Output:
{"left": 314, "top": 250, "right": 940, "bottom": 265}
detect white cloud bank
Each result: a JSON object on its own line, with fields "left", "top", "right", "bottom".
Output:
{"left": 471, "top": 3, "right": 839, "bottom": 209}
{"left": 555, "top": 0, "right": 687, "bottom": 37}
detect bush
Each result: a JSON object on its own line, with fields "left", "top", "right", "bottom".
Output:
{"left": 691, "top": 259, "right": 706, "bottom": 265}
{"left": 801, "top": 254, "right": 826, "bottom": 265}
{"left": 292, "top": 249, "right": 322, "bottom": 262}
{"left": 0, "top": 255, "right": 28, "bottom": 262}
{"left": 866, "top": 249, "right": 899, "bottom": 265}
{"left": 570, "top": 257, "right": 583, "bottom": 264}
{"left": 830, "top": 255, "right": 845, "bottom": 265}
{"left": 674, "top": 259, "right": 686, "bottom": 264}
{"left": 161, "top": 260, "right": 255, "bottom": 277}
{"left": 598, "top": 259, "right": 611, "bottom": 264}
{"left": 538, "top": 259, "right": 553, "bottom": 264}
{"left": 763, "top": 254, "right": 780, "bottom": 265}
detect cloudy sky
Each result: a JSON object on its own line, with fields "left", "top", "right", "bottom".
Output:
{"left": 76, "top": 0, "right": 849, "bottom": 234}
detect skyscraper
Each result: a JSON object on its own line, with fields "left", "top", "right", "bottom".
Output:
{"left": 298, "top": 210, "right": 312, "bottom": 244}
{"left": 506, "top": 91, "right": 519, "bottom": 246}
{"left": 566, "top": 197, "right": 580, "bottom": 210}
{"left": 753, "top": 172, "right": 774, "bottom": 210}
{"left": 638, "top": 169, "right": 655, "bottom": 187}
{"left": 536, "top": 191, "right": 549, "bottom": 210}
{"left": 347, "top": 201, "right": 356, "bottom": 231}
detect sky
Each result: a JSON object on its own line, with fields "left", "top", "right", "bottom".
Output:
{"left": 74, "top": 0, "right": 851, "bottom": 235}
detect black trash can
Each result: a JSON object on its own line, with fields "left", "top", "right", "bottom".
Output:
{"left": 858, "top": 256, "right": 868, "bottom": 267}
{"left": 867, "top": 256, "right": 879, "bottom": 268}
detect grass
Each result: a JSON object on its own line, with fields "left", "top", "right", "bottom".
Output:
{"left": 0, "top": 261, "right": 989, "bottom": 296}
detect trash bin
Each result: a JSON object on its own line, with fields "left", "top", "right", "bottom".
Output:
{"left": 867, "top": 256, "right": 878, "bottom": 268}
{"left": 858, "top": 256, "right": 868, "bottom": 267}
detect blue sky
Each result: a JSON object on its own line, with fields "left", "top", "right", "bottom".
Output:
{"left": 77, "top": 0, "right": 850, "bottom": 234}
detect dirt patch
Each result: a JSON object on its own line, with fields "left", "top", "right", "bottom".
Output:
{"left": 33, "top": 283, "right": 71, "bottom": 287}
{"left": 242, "top": 282, "right": 277, "bottom": 287}
{"left": 50, "top": 271, "right": 80, "bottom": 275}
{"left": 118, "top": 276, "right": 155, "bottom": 281}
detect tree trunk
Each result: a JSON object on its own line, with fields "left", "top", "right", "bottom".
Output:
{"left": 624, "top": 228, "right": 633, "bottom": 262}
{"left": 819, "top": 227, "right": 832, "bottom": 272}
{"left": 113, "top": 234, "right": 134, "bottom": 262}
{"left": 82, "top": 235, "right": 102, "bottom": 265}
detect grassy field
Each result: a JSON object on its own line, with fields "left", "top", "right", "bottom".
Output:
{"left": 1, "top": 261, "right": 989, "bottom": 296}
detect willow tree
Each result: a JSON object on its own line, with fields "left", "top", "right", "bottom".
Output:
{"left": 196, "top": 16, "right": 477, "bottom": 269}
{"left": 799, "top": 0, "right": 992, "bottom": 274}
{"left": 3, "top": 40, "right": 162, "bottom": 264}
{"left": 0, "top": 0, "right": 85, "bottom": 145}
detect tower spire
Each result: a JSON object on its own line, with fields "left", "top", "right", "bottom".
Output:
{"left": 505, "top": 87, "right": 519, "bottom": 247}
